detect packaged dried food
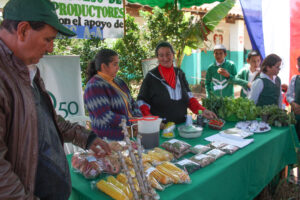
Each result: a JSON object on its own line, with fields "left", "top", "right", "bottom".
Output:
{"left": 206, "top": 149, "right": 226, "bottom": 159}
{"left": 161, "top": 139, "right": 191, "bottom": 155}
{"left": 220, "top": 144, "right": 239, "bottom": 154}
{"left": 190, "top": 154, "right": 215, "bottom": 167}
{"left": 175, "top": 159, "right": 201, "bottom": 174}
{"left": 97, "top": 179, "right": 129, "bottom": 200}
{"left": 190, "top": 144, "right": 211, "bottom": 154}
{"left": 208, "top": 141, "right": 227, "bottom": 149}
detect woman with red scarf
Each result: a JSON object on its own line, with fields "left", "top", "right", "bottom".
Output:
{"left": 137, "top": 41, "right": 216, "bottom": 124}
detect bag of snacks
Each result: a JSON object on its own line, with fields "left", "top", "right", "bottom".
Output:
{"left": 161, "top": 139, "right": 191, "bottom": 158}
{"left": 190, "top": 154, "right": 215, "bottom": 167}
{"left": 190, "top": 144, "right": 210, "bottom": 154}
{"left": 208, "top": 141, "right": 227, "bottom": 149}
{"left": 206, "top": 149, "right": 226, "bottom": 159}
{"left": 175, "top": 159, "right": 201, "bottom": 174}
{"left": 220, "top": 144, "right": 239, "bottom": 154}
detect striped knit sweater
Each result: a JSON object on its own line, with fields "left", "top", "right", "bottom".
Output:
{"left": 84, "top": 75, "right": 142, "bottom": 140}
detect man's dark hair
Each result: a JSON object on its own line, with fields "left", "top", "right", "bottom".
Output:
{"left": 247, "top": 50, "right": 261, "bottom": 60}
{"left": 0, "top": 19, "right": 46, "bottom": 33}
{"left": 297, "top": 56, "right": 300, "bottom": 63}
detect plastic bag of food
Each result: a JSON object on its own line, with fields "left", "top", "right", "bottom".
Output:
{"left": 162, "top": 122, "right": 176, "bottom": 138}
{"left": 190, "top": 154, "right": 215, "bottom": 167}
{"left": 175, "top": 159, "right": 201, "bottom": 174}
{"left": 206, "top": 149, "right": 226, "bottom": 159}
{"left": 190, "top": 144, "right": 211, "bottom": 154}
{"left": 147, "top": 147, "right": 174, "bottom": 163}
{"left": 97, "top": 179, "right": 129, "bottom": 200}
{"left": 79, "top": 156, "right": 102, "bottom": 179}
{"left": 144, "top": 163, "right": 173, "bottom": 185}
{"left": 107, "top": 176, "right": 133, "bottom": 199}
{"left": 161, "top": 139, "right": 191, "bottom": 155}
{"left": 71, "top": 152, "right": 88, "bottom": 170}
{"left": 220, "top": 144, "right": 239, "bottom": 154}
{"left": 208, "top": 141, "right": 227, "bottom": 149}
{"left": 156, "top": 162, "right": 191, "bottom": 184}
{"left": 99, "top": 154, "right": 121, "bottom": 174}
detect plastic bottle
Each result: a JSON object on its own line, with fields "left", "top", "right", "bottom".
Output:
{"left": 196, "top": 110, "right": 205, "bottom": 127}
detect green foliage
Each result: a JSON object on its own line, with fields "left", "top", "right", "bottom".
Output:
{"left": 140, "top": 6, "right": 204, "bottom": 67}
{"left": 202, "top": 95, "right": 258, "bottom": 121}
{"left": 113, "top": 15, "right": 150, "bottom": 84}
{"left": 51, "top": 15, "right": 150, "bottom": 87}
{"left": 259, "top": 105, "right": 296, "bottom": 126}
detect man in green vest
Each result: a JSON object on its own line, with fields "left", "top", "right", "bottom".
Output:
{"left": 286, "top": 56, "right": 300, "bottom": 139}
{"left": 236, "top": 50, "right": 261, "bottom": 97}
{"left": 248, "top": 54, "right": 282, "bottom": 107}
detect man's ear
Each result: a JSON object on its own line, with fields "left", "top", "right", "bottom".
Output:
{"left": 16, "top": 21, "right": 31, "bottom": 41}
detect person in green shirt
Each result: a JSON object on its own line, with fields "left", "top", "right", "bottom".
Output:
{"left": 205, "top": 44, "right": 246, "bottom": 98}
{"left": 236, "top": 50, "right": 262, "bottom": 97}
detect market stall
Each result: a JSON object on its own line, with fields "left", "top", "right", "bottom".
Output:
{"left": 68, "top": 122, "right": 298, "bottom": 200}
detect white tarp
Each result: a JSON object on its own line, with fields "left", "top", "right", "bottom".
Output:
{"left": 37, "top": 55, "right": 85, "bottom": 119}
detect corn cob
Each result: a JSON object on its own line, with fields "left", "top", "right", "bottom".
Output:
{"left": 107, "top": 176, "right": 133, "bottom": 200}
{"left": 117, "top": 173, "right": 140, "bottom": 193}
{"left": 96, "top": 179, "right": 129, "bottom": 200}
{"left": 160, "top": 162, "right": 190, "bottom": 183}
{"left": 144, "top": 164, "right": 172, "bottom": 185}
{"left": 156, "top": 164, "right": 181, "bottom": 184}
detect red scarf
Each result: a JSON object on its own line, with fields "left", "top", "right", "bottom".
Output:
{"left": 158, "top": 64, "right": 176, "bottom": 89}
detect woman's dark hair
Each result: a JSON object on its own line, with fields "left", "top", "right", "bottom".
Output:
{"left": 0, "top": 19, "right": 46, "bottom": 33}
{"left": 261, "top": 53, "right": 282, "bottom": 73}
{"left": 155, "top": 41, "right": 175, "bottom": 57}
{"left": 86, "top": 49, "right": 118, "bottom": 82}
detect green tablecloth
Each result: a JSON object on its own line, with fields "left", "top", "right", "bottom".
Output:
{"left": 68, "top": 123, "right": 299, "bottom": 200}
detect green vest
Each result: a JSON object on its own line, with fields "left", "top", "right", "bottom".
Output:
{"left": 257, "top": 77, "right": 281, "bottom": 107}
{"left": 294, "top": 75, "right": 300, "bottom": 120}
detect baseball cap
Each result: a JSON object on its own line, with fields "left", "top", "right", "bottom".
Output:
{"left": 3, "top": 0, "right": 76, "bottom": 37}
{"left": 213, "top": 44, "right": 227, "bottom": 51}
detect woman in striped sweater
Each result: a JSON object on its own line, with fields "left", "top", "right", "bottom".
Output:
{"left": 84, "top": 49, "right": 142, "bottom": 140}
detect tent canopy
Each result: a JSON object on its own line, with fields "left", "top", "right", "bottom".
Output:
{"left": 127, "top": 0, "right": 225, "bottom": 9}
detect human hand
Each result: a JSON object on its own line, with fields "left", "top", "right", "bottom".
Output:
{"left": 291, "top": 102, "right": 300, "bottom": 115}
{"left": 217, "top": 68, "right": 230, "bottom": 78}
{"left": 202, "top": 109, "right": 217, "bottom": 119}
{"left": 89, "top": 138, "right": 111, "bottom": 157}
{"left": 247, "top": 82, "right": 252, "bottom": 88}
